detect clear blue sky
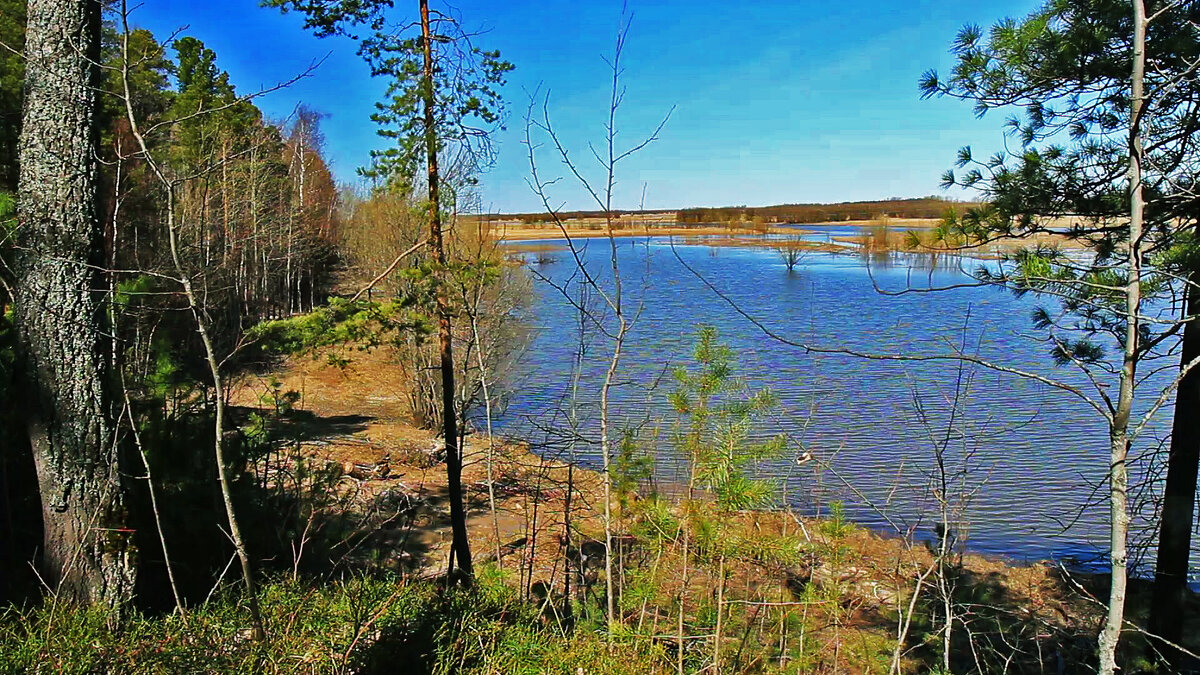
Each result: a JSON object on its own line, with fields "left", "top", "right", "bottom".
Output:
{"left": 129, "top": 0, "right": 1040, "bottom": 213}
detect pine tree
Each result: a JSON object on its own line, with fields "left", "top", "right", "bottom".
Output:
{"left": 0, "top": 0, "right": 25, "bottom": 192}
{"left": 267, "top": 0, "right": 511, "bottom": 583}
{"left": 922, "top": 0, "right": 1200, "bottom": 666}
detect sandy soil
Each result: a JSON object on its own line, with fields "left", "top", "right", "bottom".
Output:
{"left": 231, "top": 351, "right": 603, "bottom": 581}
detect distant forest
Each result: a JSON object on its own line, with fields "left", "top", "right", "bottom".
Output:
{"left": 497, "top": 197, "right": 978, "bottom": 224}
{"left": 676, "top": 197, "right": 979, "bottom": 223}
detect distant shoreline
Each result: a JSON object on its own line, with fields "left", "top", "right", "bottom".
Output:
{"left": 495, "top": 215, "right": 1094, "bottom": 259}
{"left": 492, "top": 218, "right": 945, "bottom": 242}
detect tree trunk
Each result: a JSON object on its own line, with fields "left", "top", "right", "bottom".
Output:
{"left": 714, "top": 554, "right": 725, "bottom": 672}
{"left": 600, "top": 322, "right": 624, "bottom": 625}
{"left": 1150, "top": 273, "right": 1200, "bottom": 664}
{"left": 1098, "top": 4, "right": 1145, "bottom": 670}
{"left": 13, "top": 0, "right": 135, "bottom": 607}
{"left": 420, "top": 0, "right": 472, "bottom": 582}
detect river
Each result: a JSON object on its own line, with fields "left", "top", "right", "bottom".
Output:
{"left": 491, "top": 226, "right": 1191, "bottom": 582}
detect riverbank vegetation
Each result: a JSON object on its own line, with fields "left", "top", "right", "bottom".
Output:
{"left": 0, "top": 346, "right": 1126, "bottom": 673}
{"left": 2, "top": 0, "right": 1199, "bottom": 673}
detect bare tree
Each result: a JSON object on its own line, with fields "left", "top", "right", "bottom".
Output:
{"left": 525, "top": 12, "right": 672, "bottom": 628}
{"left": 774, "top": 241, "right": 807, "bottom": 272}
{"left": 109, "top": 1, "right": 326, "bottom": 634}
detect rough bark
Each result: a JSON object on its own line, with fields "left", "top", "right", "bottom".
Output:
{"left": 13, "top": 0, "right": 135, "bottom": 607}
{"left": 421, "top": 0, "right": 473, "bottom": 582}
{"left": 1150, "top": 274, "right": 1200, "bottom": 664}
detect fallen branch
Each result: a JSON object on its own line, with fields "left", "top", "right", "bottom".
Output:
{"left": 349, "top": 238, "right": 429, "bottom": 302}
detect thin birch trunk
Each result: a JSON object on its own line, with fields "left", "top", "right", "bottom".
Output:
{"left": 1098, "top": 3, "right": 1145, "bottom": 670}
{"left": 117, "top": 8, "right": 262, "bottom": 636}
{"left": 714, "top": 554, "right": 725, "bottom": 672}
{"left": 470, "top": 301, "right": 502, "bottom": 568}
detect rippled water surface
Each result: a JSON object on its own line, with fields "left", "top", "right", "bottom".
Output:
{"left": 492, "top": 232, "right": 1188, "bottom": 577}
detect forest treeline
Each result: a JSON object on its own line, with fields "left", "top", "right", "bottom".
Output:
{"left": 675, "top": 197, "right": 978, "bottom": 224}
{"left": 496, "top": 196, "right": 978, "bottom": 225}
{"left": 0, "top": 6, "right": 369, "bottom": 604}
{"left": 0, "top": 0, "right": 531, "bottom": 598}
{"left": 1, "top": 0, "right": 534, "bottom": 631}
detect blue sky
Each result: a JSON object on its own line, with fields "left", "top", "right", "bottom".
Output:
{"left": 129, "top": 0, "right": 1041, "bottom": 213}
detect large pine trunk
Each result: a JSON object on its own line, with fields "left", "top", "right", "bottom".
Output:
{"left": 1150, "top": 275, "right": 1200, "bottom": 663}
{"left": 13, "top": 0, "right": 135, "bottom": 607}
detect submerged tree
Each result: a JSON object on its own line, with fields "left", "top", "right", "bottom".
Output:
{"left": 774, "top": 241, "right": 807, "bottom": 273}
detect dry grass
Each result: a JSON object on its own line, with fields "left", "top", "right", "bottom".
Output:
{"left": 830, "top": 219, "right": 1094, "bottom": 258}
{"left": 498, "top": 242, "right": 568, "bottom": 255}
{"left": 831, "top": 217, "right": 943, "bottom": 229}
{"left": 672, "top": 234, "right": 853, "bottom": 255}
